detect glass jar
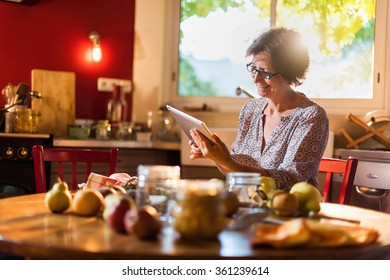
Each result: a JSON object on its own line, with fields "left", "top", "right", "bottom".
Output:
{"left": 173, "top": 179, "right": 226, "bottom": 240}
{"left": 136, "top": 165, "right": 181, "bottom": 223}
{"left": 95, "top": 120, "right": 111, "bottom": 139}
{"left": 226, "top": 172, "right": 262, "bottom": 208}
{"left": 12, "top": 108, "right": 40, "bottom": 133}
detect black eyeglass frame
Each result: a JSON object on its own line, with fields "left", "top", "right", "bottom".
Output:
{"left": 246, "top": 63, "right": 279, "bottom": 80}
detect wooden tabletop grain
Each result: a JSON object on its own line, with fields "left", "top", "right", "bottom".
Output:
{"left": 0, "top": 193, "right": 390, "bottom": 260}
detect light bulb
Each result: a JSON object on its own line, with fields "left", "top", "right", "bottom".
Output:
{"left": 92, "top": 46, "right": 102, "bottom": 62}
{"left": 89, "top": 31, "right": 102, "bottom": 63}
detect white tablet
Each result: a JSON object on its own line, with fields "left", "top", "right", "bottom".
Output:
{"left": 166, "top": 105, "right": 214, "bottom": 143}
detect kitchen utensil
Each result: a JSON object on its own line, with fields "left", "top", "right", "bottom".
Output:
{"left": 229, "top": 208, "right": 282, "bottom": 230}
{"left": 2, "top": 99, "right": 23, "bottom": 111}
{"left": 1, "top": 83, "right": 15, "bottom": 104}
{"left": 14, "top": 83, "right": 30, "bottom": 105}
{"left": 31, "top": 69, "right": 75, "bottom": 137}
{"left": 364, "top": 110, "right": 390, "bottom": 126}
{"left": 230, "top": 207, "right": 360, "bottom": 231}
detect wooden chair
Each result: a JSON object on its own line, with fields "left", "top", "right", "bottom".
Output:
{"left": 319, "top": 157, "right": 358, "bottom": 205}
{"left": 33, "top": 145, "right": 118, "bottom": 193}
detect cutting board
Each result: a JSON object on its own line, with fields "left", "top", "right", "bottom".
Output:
{"left": 31, "top": 69, "right": 76, "bottom": 137}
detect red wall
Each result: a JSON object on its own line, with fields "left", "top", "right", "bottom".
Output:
{"left": 0, "top": 0, "right": 135, "bottom": 121}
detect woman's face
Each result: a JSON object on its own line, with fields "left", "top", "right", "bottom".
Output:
{"left": 249, "top": 53, "right": 285, "bottom": 97}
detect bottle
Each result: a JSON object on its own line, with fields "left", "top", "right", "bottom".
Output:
{"left": 226, "top": 172, "right": 262, "bottom": 208}
{"left": 107, "top": 85, "right": 127, "bottom": 139}
{"left": 106, "top": 85, "right": 127, "bottom": 123}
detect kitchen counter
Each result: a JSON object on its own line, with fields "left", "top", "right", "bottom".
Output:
{"left": 53, "top": 138, "right": 180, "bottom": 150}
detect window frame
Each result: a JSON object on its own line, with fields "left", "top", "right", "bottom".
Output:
{"left": 162, "top": 0, "right": 390, "bottom": 115}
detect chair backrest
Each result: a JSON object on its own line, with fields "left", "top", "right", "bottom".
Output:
{"left": 318, "top": 157, "right": 358, "bottom": 204}
{"left": 33, "top": 145, "right": 118, "bottom": 193}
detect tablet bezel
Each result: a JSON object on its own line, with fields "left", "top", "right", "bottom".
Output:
{"left": 166, "top": 105, "right": 214, "bottom": 143}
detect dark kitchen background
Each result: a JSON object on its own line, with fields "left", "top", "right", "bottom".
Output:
{"left": 0, "top": 0, "right": 135, "bottom": 121}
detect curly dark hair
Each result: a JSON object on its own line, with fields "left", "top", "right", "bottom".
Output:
{"left": 247, "top": 27, "right": 310, "bottom": 86}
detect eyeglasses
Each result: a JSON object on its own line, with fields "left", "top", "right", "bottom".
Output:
{"left": 246, "top": 63, "right": 279, "bottom": 80}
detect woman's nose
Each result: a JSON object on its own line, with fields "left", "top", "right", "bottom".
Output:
{"left": 252, "top": 72, "right": 262, "bottom": 82}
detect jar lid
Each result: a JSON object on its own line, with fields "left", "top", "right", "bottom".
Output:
{"left": 178, "top": 179, "right": 224, "bottom": 197}
{"left": 137, "top": 165, "right": 181, "bottom": 179}
{"left": 226, "top": 172, "right": 261, "bottom": 185}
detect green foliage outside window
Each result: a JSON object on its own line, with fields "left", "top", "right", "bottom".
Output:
{"left": 178, "top": 0, "right": 375, "bottom": 98}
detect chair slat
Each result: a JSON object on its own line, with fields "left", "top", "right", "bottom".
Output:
{"left": 318, "top": 157, "right": 358, "bottom": 205}
{"left": 33, "top": 146, "right": 118, "bottom": 192}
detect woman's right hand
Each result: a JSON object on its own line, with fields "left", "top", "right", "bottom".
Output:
{"left": 189, "top": 139, "right": 204, "bottom": 160}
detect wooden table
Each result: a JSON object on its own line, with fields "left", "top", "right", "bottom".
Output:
{"left": 1, "top": 193, "right": 390, "bottom": 260}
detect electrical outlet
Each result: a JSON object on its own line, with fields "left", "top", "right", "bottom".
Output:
{"left": 97, "top": 77, "right": 132, "bottom": 93}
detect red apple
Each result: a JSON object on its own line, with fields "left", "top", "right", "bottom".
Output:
{"left": 106, "top": 198, "right": 132, "bottom": 234}
{"left": 124, "top": 205, "right": 162, "bottom": 240}
{"left": 103, "top": 193, "right": 135, "bottom": 220}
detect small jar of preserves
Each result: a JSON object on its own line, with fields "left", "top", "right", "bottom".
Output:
{"left": 173, "top": 179, "right": 226, "bottom": 240}
{"left": 12, "top": 108, "right": 40, "bottom": 133}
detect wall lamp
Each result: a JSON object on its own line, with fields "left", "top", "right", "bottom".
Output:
{"left": 89, "top": 31, "right": 102, "bottom": 62}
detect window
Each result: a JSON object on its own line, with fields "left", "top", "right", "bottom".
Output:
{"left": 164, "top": 0, "right": 389, "bottom": 114}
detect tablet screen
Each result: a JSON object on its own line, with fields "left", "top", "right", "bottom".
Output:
{"left": 166, "top": 105, "right": 214, "bottom": 143}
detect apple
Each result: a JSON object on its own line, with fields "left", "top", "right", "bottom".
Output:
{"left": 103, "top": 193, "right": 135, "bottom": 220}
{"left": 221, "top": 191, "right": 239, "bottom": 217}
{"left": 124, "top": 205, "right": 161, "bottom": 240}
{"left": 106, "top": 198, "right": 132, "bottom": 234}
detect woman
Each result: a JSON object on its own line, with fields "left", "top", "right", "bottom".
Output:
{"left": 189, "top": 27, "right": 329, "bottom": 191}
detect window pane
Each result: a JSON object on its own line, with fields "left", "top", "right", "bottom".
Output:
{"left": 276, "top": 0, "right": 375, "bottom": 99}
{"left": 178, "top": 0, "right": 268, "bottom": 98}
{"left": 177, "top": 0, "right": 376, "bottom": 100}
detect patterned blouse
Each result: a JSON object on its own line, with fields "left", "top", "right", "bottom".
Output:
{"left": 231, "top": 95, "right": 329, "bottom": 191}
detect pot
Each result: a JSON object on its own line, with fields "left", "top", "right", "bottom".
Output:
{"left": 67, "top": 124, "right": 91, "bottom": 139}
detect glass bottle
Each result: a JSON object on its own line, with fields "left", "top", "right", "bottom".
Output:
{"left": 106, "top": 85, "right": 127, "bottom": 123}
{"left": 226, "top": 172, "right": 262, "bottom": 208}
{"left": 107, "top": 85, "right": 128, "bottom": 139}
{"left": 136, "top": 165, "right": 181, "bottom": 224}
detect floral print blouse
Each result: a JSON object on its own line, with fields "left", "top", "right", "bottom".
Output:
{"left": 231, "top": 95, "right": 329, "bottom": 191}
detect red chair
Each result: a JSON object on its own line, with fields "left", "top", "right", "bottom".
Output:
{"left": 33, "top": 145, "right": 118, "bottom": 193}
{"left": 319, "top": 157, "right": 358, "bottom": 204}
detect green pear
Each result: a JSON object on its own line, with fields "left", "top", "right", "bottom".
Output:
{"left": 290, "top": 182, "right": 322, "bottom": 213}
{"left": 260, "top": 176, "right": 276, "bottom": 195}
{"left": 45, "top": 178, "right": 72, "bottom": 214}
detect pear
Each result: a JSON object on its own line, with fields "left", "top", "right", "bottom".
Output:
{"left": 290, "top": 182, "right": 322, "bottom": 213}
{"left": 260, "top": 176, "right": 276, "bottom": 195}
{"left": 271, "top": 192, "right": 299, "bottom": 217}
{"left": 45, "top": 178, "right": 72, "bottom": 214}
